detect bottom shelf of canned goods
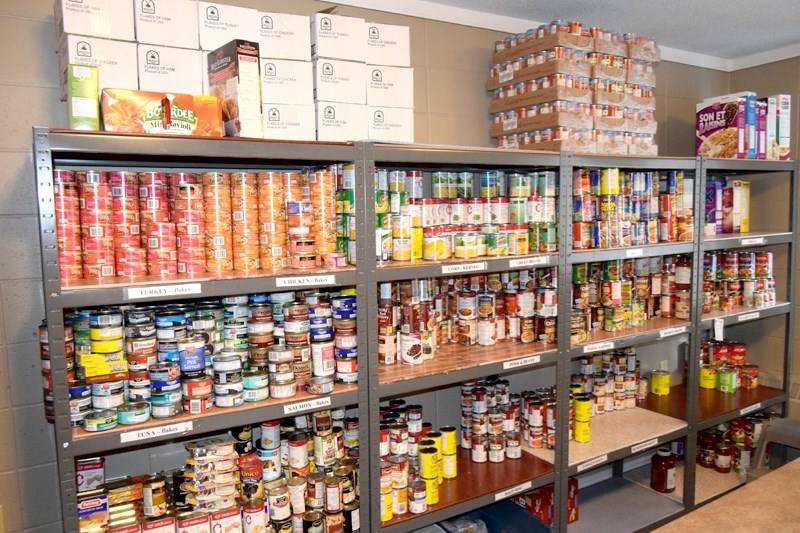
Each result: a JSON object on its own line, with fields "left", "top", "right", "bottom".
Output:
{"left": 625, "top": 460, "right": 745, "bottom": 507}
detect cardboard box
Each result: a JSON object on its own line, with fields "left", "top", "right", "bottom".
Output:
{"left": 208, "top": 40, "right": 263, "bottom": 138}
{"left": 198, "top": 2, "right": 257, "bottom": 51}
{"left": 134, "top": 0, "right": 199, "bottom": 49}
{"left": 705, "top": 180, "right": 723, "bottom": 236}
{"left": 763, "top": 96, "right": 779, "bottom": 160}
{"left": 138, "top": 45, "right": 203, "bottom": 95}
{"left": 366, "top": 65, "right": 413, "bottom": 108}
{"left": 55, "top": 0, "right": 134, "bottom": 42}
{"left": 261, "top": 103, "right": 315, "bottom": 141}
{"left": 696, "top": 98, "right": 746, "bottom": 159}
{"left": 57, "top": 35, "right": 138, "bottom": 101}
{"left": 255, "top": 12, "right": 311, "bottom": 61}
{"left": 261, "top": 59, "right": 313, "bottom": 105}
{"left": 101, "top": 88, "right": 222, "bottom": 136}
{"left": 313, "top": 58, "right": 366, "bottom": 104}
{"left": 311, "top": 12, "right": 365, "bottom": 61}
{"left": 67, "top": 64, "right": 99, "bottom": 130}
{"left": 76, "top": 457, "right": 105, "bottom": 493}
{"left": 315, "top": 101, "right": 366, "bottom": 142}
{"left": 364, "top": 22, "right": 410, "bottom": 67}
{"left": 773, "top": 94, "right": 792, "bottom": 160}
{"left": 699, "top": 92, "right": 757, "bottom": 158}
{"left": 722, "top": 179, "right": 750, "bottom": 234}
{"left": 77, "top": 491, "right": 108, "bottom": 530}
{"left": 756, "top": 99, "right": 767, "bottom": 160}
{"left": 367, "top": 106, "right": 414, "bottom": 143}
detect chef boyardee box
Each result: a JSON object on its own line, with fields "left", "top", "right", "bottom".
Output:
{"left": 208, "top": 39, "right": 264, "bottom": 138}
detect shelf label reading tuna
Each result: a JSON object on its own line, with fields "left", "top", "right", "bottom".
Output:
{"left": 659, "top": 326, "right": 687, "bottom": 338}
{"left": 583, "top": 341, "right": 615, "bottom": 354}
{"left": 494, "top": 481, "right": 532, "bottom": 501}
{"left": 740, "top": 402, "right": 762, "bottom": 416}
{"left": 284, "top": 396, "right": 332, "bottom": 415}
{"left": 626, "top": 248, "right": 644, "bottom": 258}
{"left": 276, "top": 275, "right": 336, "bottom": 288}
{"left": 125, "top": 283, "right": 202, "bottom": 301}
{"left": 119, "top": 421, "right": 193, "bottom": 443}
{"left": 631, "top": 438, "right": 659, "bottom": 454}
{"left": 738, "top": 312, "right": 760, "bottom": 322}
{"left": 577, "top": 454, "right": 608, "bottom": 472}
{"left": 442, "top": 262, "right": 486, "bottom": 275}
{"left": 503, "top": 355, "right": 541, "bottom": 370}
{"left": 741, "top": 237, "right": 765, "bottom": 246}
{"left": 509, "top": 256, "right": 549, "bottom": 268}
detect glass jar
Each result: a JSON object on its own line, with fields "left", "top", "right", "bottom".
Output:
{"left": 697, "top": 431, "right": 716, "bottom": 468}
{"left": 714, "top": 440, "right": 734, "bottom": 473}
{"left": 650, "top": 447, "right": 676, "bottom": 493}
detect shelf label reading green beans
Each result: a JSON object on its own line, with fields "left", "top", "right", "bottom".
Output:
{"left": 740, "top": 403, "right": 762, "bottom": 416}
{"left": 442, "top": 262, "right": 486, "bottom": 275}
{"left": 503, "top": 355, "right": 541, "bottom": 370}
{"left": 119, "top": 421, "right": 193, "bottom": 443}
{"left": 631, "top": 438, "right": 659, "bottom": 454}
{"left": 284, "top": 396, "right": 331, "bottom": 415}
{"left": 583, "top": 341, "right": 615, "bottom": 354}
{"left": 494, "top": 481, "right": 532, "bottom": 501}
{"left": 125, "top": 283, "right": 202, "bottom": 301}
{"left": 659, "top": 326, "right": 687, "bottom": 338}
{"left": 626, "top": 248, "right": 644, "bottom": 258}
{"left": 741, "top": 237, "right": 764, "bottom": 246}
{"left": 509, "top": 256, "right": 549, "bottom": 268}
{"left": 738, "top": 312, "right": 760, "bottom": 322}
{"left": 276, "top": 275, "right": 336, "bottom": 288}
{"left": 577, "top": 454, "right": 608, "bottom": 472}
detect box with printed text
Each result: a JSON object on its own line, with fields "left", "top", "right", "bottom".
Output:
{"left": 255, "top": 12, "right": 311, "bottom": 61}
{"left": 134, "top": 0, "right": 199, "bottom": 49}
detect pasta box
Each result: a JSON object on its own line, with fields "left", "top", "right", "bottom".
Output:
{"left": 101, "top": 89, "right": 223, "bottom": 136}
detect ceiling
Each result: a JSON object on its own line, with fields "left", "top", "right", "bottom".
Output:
{"left": 337, "top": 0, "right": 800, "bottom": 70}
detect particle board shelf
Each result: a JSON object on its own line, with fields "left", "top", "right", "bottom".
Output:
{"left": 379, "top": 343, "right": 557, "bottom": 397}
{"left": 68, "top": 385, "right": 358, "bottom": 457}
{"left": 570, "top": 241, "right": 694, "bottom": 263}
{"left": 372, "top": 253, "right": 558, "bottom": 282}
{"left": 702, "top": 231, "right": 793, "bottom": 251}
{"left": 699, "top": 302, "right": 791, "bottom": 329}
{"left": 524, "top": 407, "right": 687, "bottom": 475}
{"left": 571, "top": 316, "right": 691, "bottom": 357}
{"left": 379, "top": 447, "right": 555, "bottom": 533}
{"left": 625, "top": 462, "right": 744, "bottom": 505}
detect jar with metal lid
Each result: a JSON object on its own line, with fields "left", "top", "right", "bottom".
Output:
{"left": 142, "top": 475, "right": 167, "bottom": 517}
{"left": 650, "top": 447, "right": 676, "bottom": 493}
{"left": 696, "top": 431, "right": 716, "bottom": 468}
{"left": 715, "top": 440, "right": 734, "bottom": 473}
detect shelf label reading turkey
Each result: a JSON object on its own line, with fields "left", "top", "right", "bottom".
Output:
{"left": 284, "top": 396, "right": 332, "bottom": 415}
{"left": 276, "top": 275, "right": 336, "bottom": 288}
{"left": 503, "top": 355, "right": 541, "bottom": 370}
{"left": 741, "top": 237, "right": 764, "bottom": 246}
{"left": 509, "top": 256, "right": 549, "bottom": 268}
{"left": 740, "top": 402, "right": 762, "bottom": 416}
{"left": 577, "top": 454, "right": 608, "bottom": 472}
{"left": 626, "top": 248, "right": 644, "bottom": 258}
{"left": 494, "top": 481, "right": 532, "bottom": 501}
{"left": 659, "top": 326, "right": 687, "bottom": 338}
{"left": 583, "top": 341, "right": 614, "bottom": 354}
{"left": 119, "top": 421, "right": 193, "bottom": 443}
{"left": 125, "top": 283, "right": 202, "bottom": 301}
{"left": 631, "top": 438, "right": 659, "bottom": 454}
{"left": 738, "top": 312, "right": 760, "bottom": 322}
{"left": 442, "top": 262, "right": 486, "bottom": 275}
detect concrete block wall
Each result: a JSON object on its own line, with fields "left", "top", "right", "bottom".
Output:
{"left": 0, "top": 0, "right": 792, "bottom": 531}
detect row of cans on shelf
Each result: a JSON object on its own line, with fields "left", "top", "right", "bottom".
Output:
{"left": 376, "top": 168, "right": 559, "bottom": 200}
{"left": 494, "top": 20, "right": 657, "bottom": 51}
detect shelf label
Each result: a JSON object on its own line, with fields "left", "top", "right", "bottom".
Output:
{"left": 503, "top": 355, "right": 541, "bottom": 370}
{"left": 741, "top": 237, "right": 765, "bottom": 246}
{"left": 442, "top": 262, "right": 486, "bottom": 275}
{"left": 583, "top": 341, "right": 614, "bottom": 354}
{"left": 119, "top": 421, "right": 193, "bottom": 443}
{"left": 276, "top": 275, "right": 336, "bottom": 288}
{"left": 503, "top": 118, "right": 518, "bottom": 131}
{"left": 659, "top": 326, "right": 687, "bottom": 339}
{"left": 577, "top": 454, "right": 608, "bottom": 472}
{"left": 125, "top": 283, "right": 201, "bottom": 301}
{"left": 626, "top": 248, "right": 644, "bottom": 258}
{"left": 494, "top": 481, "right": 532, "bottom": 501}
{"left": 631, "top": 438, "right": 659, "bottom": 454}
{"left": 284, "top": 396, "right": 332, "bottom": 415}
{"left": 740, "top": 402, "right": 762, "bottom": 416}
{"left": 738, "top": 312, "right": 760, "bottom": 322}
{"left": 713, "top": 318, "right": 725, "bottom": 342}
{"left": 509, "top": 256, "right": 549, "bottom": 268}
{"left": 498, "top": 68, "right": 514, "bottom": 84}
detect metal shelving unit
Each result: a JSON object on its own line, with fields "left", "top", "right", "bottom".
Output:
{"left": 34, "top": 129, "right": 797, "bottom": 532}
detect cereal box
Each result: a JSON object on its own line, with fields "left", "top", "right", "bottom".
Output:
{"left": 696, "top": 98, "right": 745, "bottom": 159}
{"left": 772, "top": 94, "right": 792, "bottom": 160}
{"left": 101, "top": 89, "right": 223, "bottom": 136}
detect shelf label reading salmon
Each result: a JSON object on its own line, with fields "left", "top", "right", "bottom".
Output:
{"left": 276, "top": 275, "right": 336, "bottom": 288}
{"left": 442, "top": 262, "right": 486, "bottom": 275}
{"left": 125, "top": 283, "right": 201, "bottom": 301}
{"left": 741, "top": 237, "right": 764, "bottom": 246}
{"left": 498, "top": 68, "right": 514, "bottom": 84}
{"left": 494, "top": 481, "right": 532, "bottom": 501}
{"left": 631, "top": 438, "right": 659, "bottom": 454}
{"left": 583, "top": 341, "right": 614, "bottom": 353}
{"left": 577, "top": 454, "right": 608, "bottom": 472}
{"left": 659, "top": 326, "right": 687, "bottom": 338}
{"left": 738, "top": 312, "right": 760, "bottom": 322}
{"left": 503, "top": 355, "right": 541, "bottom": 370}
{"left": 740, "top": 402, "right": 762, "bottom": 416}
{"left": 626, "top": 248, "right": 644, "bottom": 258}
{"left": 503, "top": 118, "right": 518, "bottom": 131}
{"left": 119, "top": 421, "right": 193, "bottom": 443}
{"left": 284, "top": 396, "right": 332, "bottom": 415}
{"left": 509, "top": 256, "right": 549, "bottom": 268}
